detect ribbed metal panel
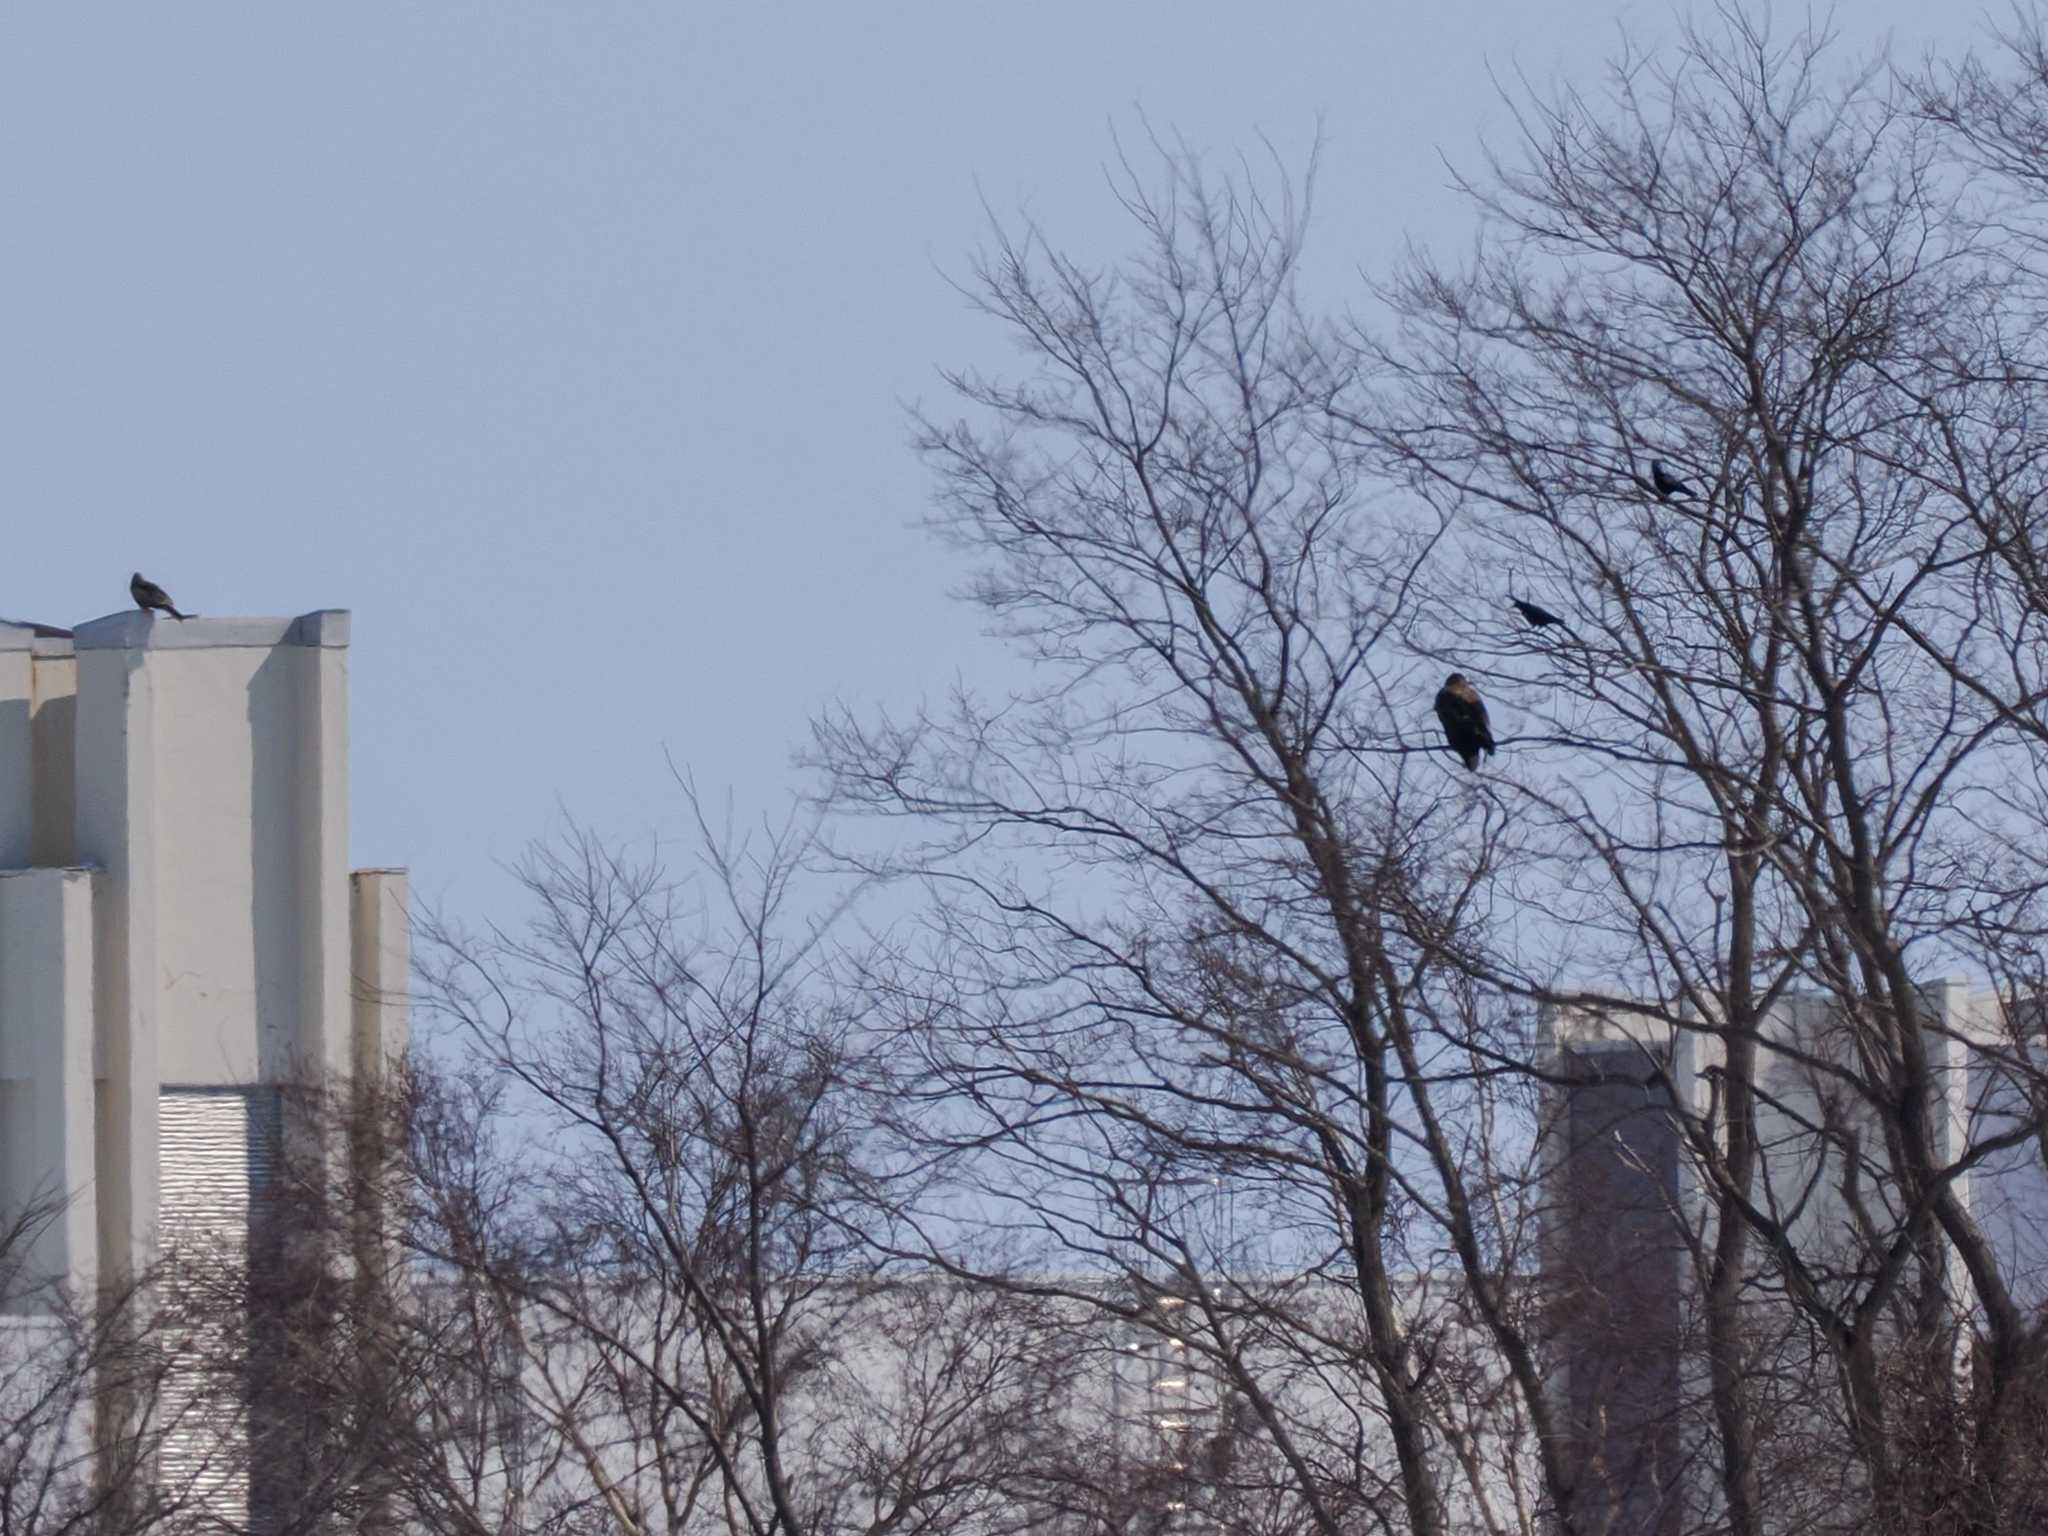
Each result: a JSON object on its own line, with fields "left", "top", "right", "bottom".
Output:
{"left": 159, "top": 1088, "right": 280, "bottom": 1245}
{"left": 156, "top": 1088, "right": 283, "bottom": 1528}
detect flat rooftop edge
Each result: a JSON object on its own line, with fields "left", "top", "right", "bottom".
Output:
{"left": 0, "top": 620, "right": 72, "bottom": 652}
{"left": 69, "top": 609, "right": 350, "bottom": 651}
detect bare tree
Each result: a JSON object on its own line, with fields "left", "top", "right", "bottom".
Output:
{"left": 0, "top": 1192, "right": 314, "bottom": 1536}
{"left": 154, "top": 14, "right": 2048, "bottom": 1536}
{"left": 1360, "top": 8, "right": 2048, "bottom": 1534}
{"left": 0, "top": 1199, "right": 179, "bottom": 1536}
{"left": 799, "top": 12, "right": 2048, "bottom": 1536}
{"left": 805, "top": 129, "right": 1575, "bottom": 1536}
{"left": 407, "top": 803, "right": 1087, "bottom": 1536}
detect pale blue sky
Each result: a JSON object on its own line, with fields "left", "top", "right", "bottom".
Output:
{"left": 0, "top": 2, "right": 1965, "bottom": 918}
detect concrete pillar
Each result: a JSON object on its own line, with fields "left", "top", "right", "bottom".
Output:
{"left": 0, "top": 625, "right": 32, "bottom": 869}
{"left": 30, "top": 638, "right": 77, "bottom": 869}
{"left": 296, "top": 613, "right": 352, "bottom": 1083}
{"left": 70, "top": 609, "right": 354, "bottom": 1281}
{"left": 0, "top": 868, "right": 97, "bottom": 1298}
{"left": 1540, "top": 1003, "right": 1690, "bottom": 1536}
{"left": 71, "top": 621, "right": 160, "bottom": 1285}
{"left": 350, "top": 869, "right": 410, "bottom": 1078}
{"left": 348, "top": 869, "right": 408, "bottom": 1295}
{"left": 0, "top": 627, "right": 80, "bottom": 871}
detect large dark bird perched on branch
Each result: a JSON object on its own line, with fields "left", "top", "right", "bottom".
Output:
{"left": 1648, "top": 460, "right": 1695, "bottom": 501}
{"left": 1434, "top": 673, "right": 1495, "bottom": 771}
{"left": 1510, "top": 595, "right": 1564, "bottom": 629}
{"left": 130, "top": 572, "right": 189, "bottom": 620}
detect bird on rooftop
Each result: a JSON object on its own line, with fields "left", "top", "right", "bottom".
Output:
{"left": 1434, "top": 673, "right": 1496, "bottom": 772}
{"left": 130, "top": 572, "right": 188, "bottom": 621}
{"left": 1649, "top": 460, "right": 1696, "bottom": 501}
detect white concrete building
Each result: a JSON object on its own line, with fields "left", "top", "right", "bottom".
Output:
{"left": 0, "top": 607, "right": 408, "bottom": 1294}
{"left": 0, "top": 607, "right": 406, "bottom": 1513}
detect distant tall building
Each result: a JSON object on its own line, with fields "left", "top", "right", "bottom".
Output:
{"left": 1543, "top": 983, "right": 2047, "bottom": 1534}
{"left": 0, "top": 608, "right": 407, "bottom": 1522}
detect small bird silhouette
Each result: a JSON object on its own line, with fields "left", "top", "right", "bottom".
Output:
{"left": 130, "top": 572, "right": 188, "bottom": 621}
{"left": 1649, "top": 460, "right": 1696, "bottom": 501}
{"left": 1511, "top": 596, "right": 1564, "bottom": 629}
{"left": 1434, "top": 673, "right": 1496, "bottom": 771}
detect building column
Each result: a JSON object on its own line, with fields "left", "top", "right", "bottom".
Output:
{"left": 72, "top": 624, "right": 161, "bottom": 1290}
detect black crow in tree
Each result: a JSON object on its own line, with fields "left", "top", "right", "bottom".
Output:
{"left": 1434, "top": 673, "right": 1496, "bottom": 771}
{"left": 1649, "top": 460, "right": 1696, "bottom": 501}
{"left": 1510, "top": 595, "right": 1565, "bottom": 629}
{"left": 130, "top": 572, "right": 189, "bottom": 621}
